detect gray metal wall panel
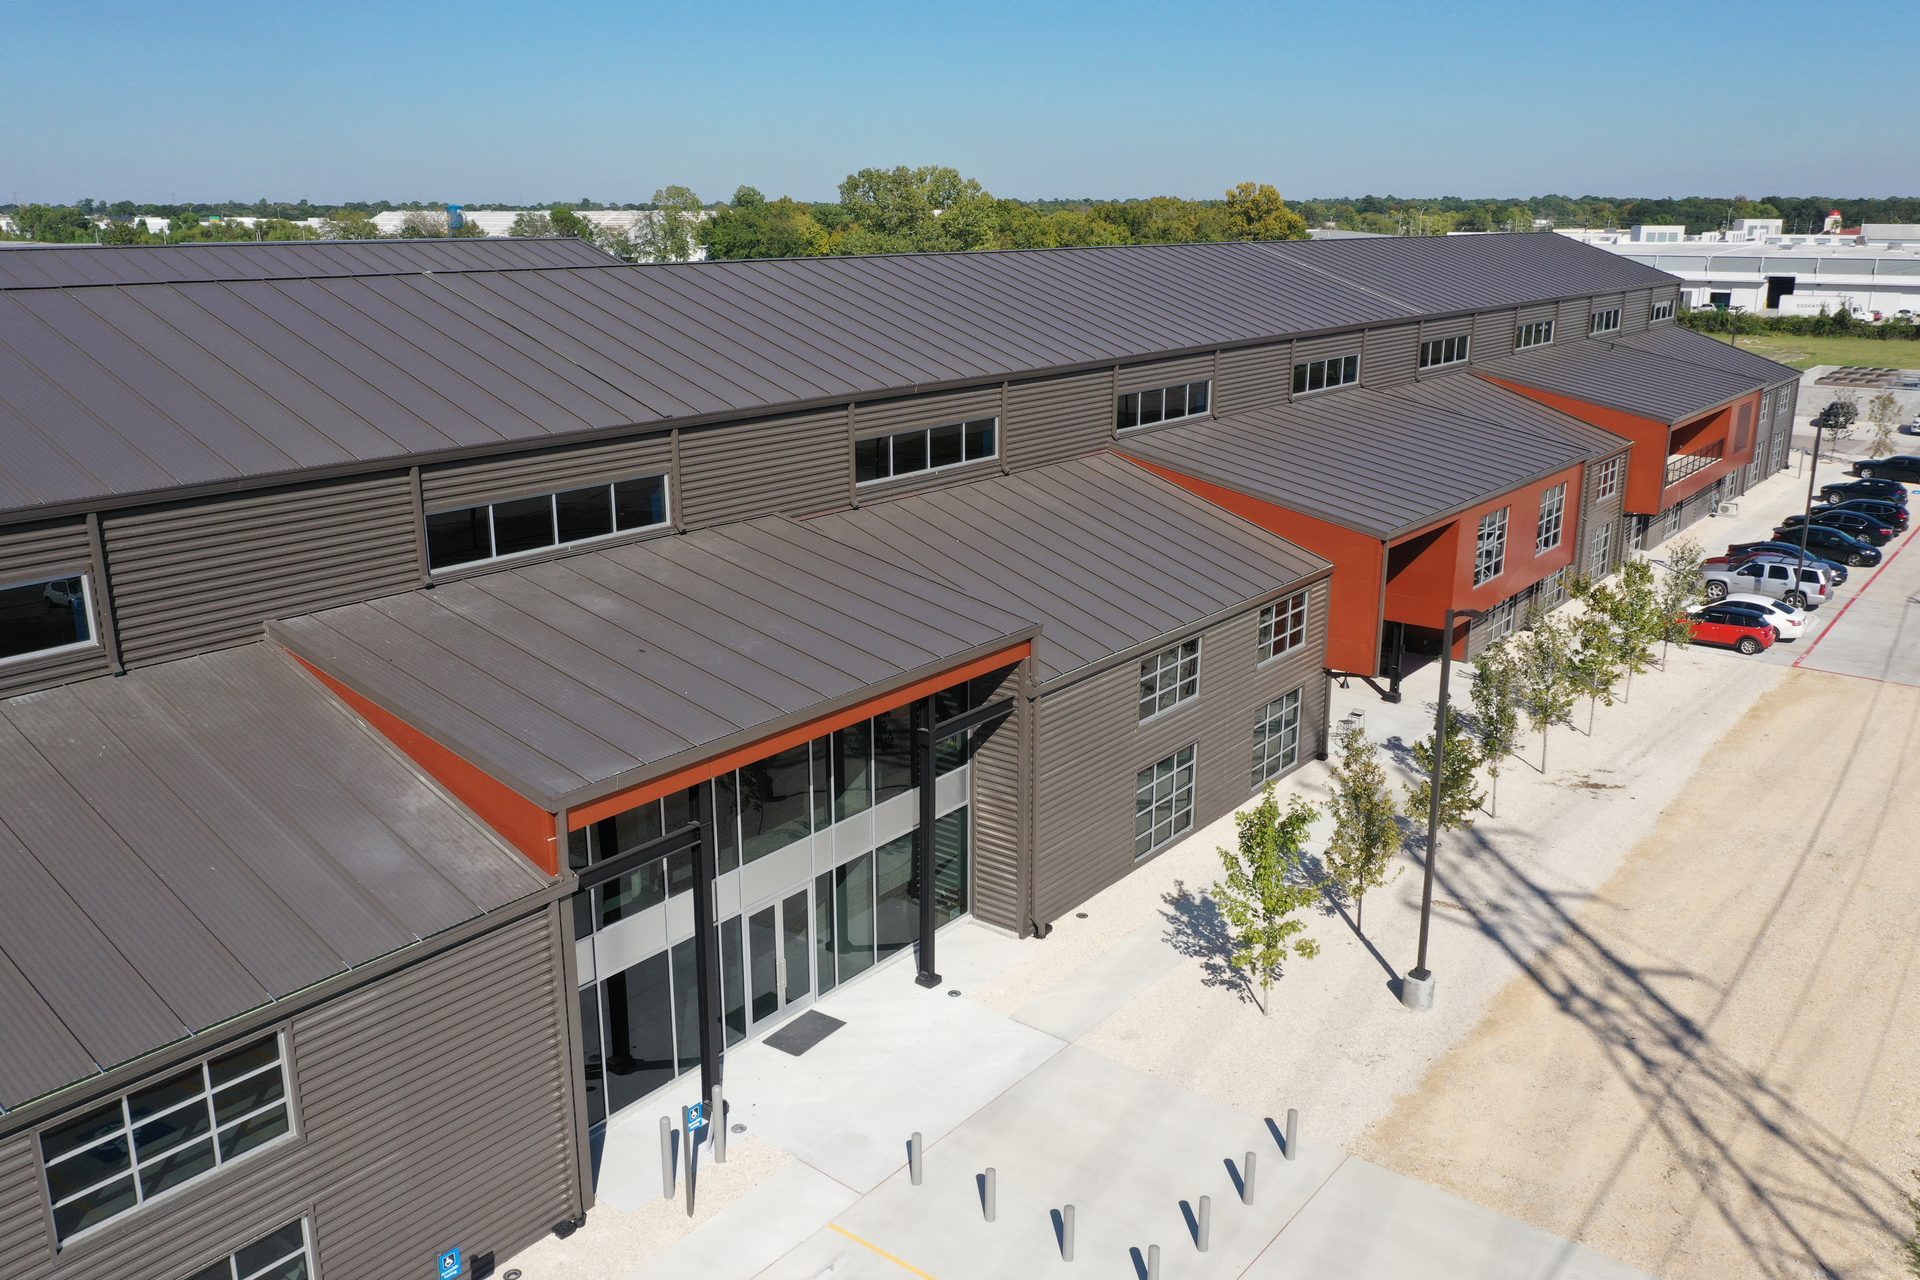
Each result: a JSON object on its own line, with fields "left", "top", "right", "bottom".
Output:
{"left": 1419, "top": 315, "right": 1472, "bottom": 342}
{"left": 422, "top": 431, "right": 673, "bottom": 510}
{"left": 1215, "top": 341, "right": 1292, "bottom": 416}
{"left": 853, "top": 386, "right": 1002, "bottom": 440}
{"left": 1651, "top": 283, "right": 1680, "bottom": 319}
{"left": 101, "top": 476, "right": 418, "bottom": 669}
{"left": 1621, "top": 289, "right": 1652, "bottom": 333}
{"left": 0, "top": 519, "right": 109, "bottom": 697}
{"left": 0, "top": 907, "right": 579, "bottom": 1280}
{"left": 1004, "top": 369, "right": 1112, "bottom": 472}
{"left": 1558, "top": 297, "right": 1590, "bottom": 342}
{"left": 1576, "top": 452, "right": 1628, "bottom": 577}
{"left": 1472, "top": 308, "right": 1517, "bottom": 362}
{"left": 1363, "top": 325, "right": 1420, "bottom": 388}
{"left": 966, "top": 663, "right": 1028, "bottom": 934}
{"left": 1029, "top": 580, "right": 1329, "bottom": 925}
{"left": 1117, "top": 354, "right": 1213, "bottom": 395}
{"left": 1290, "top": 332, "right": 1359, "bottom": 371}
{"left": 677, "top": 409, "right": 849, "bottom": 527}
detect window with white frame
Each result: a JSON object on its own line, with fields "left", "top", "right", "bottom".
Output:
{"left": 1258, "top": 590, "right": 1309, "bottom": 661}
{"left": 184, "top": 1219, "right": 313, "bottom": 1280}
{"left": 1479, "top": 596, "right": 1520, "bottom": 644}
{"left": 1474, "top": 508, "right": 1509, "bottom": 586}
{"left": 1292, "top": 353, "right": 1359, "bottom": 395}
{"left": 1251, "top": 690, "right": 1302, "bottom": 787}
{"left": 1515, "top": 319, "right": 1554, "bottom": 350}
{"left": 426, "top": 474, "right": 668, "bottom": 571}
{"left": 1589, "top": 521, "right": 1614, "bottom": 576}
{"left": 1589, "top": 306, "right": 1621, "bottom": 335}
{"left": 1663, "top": 503, "right": 1683, "bottom": 538}
{"left": 1116, "top": 380, "right": 1210, "bottom": 431}
{"left": 1595, "top": 454, "right": 1624, "bottom": 500}
{"left": 1650, "top": 298, "right": 1676, "bottom": 323}
{"left": 1418, "top": 334, "right": 1469, "bottom": 369}
{"left": 0, "top": 572, "right": 97, "bottom": 666}
{"left": 1134, "top": 744, "right": 1196, "bottom": 858}
{"left": 1138, "top": 637, "right": 1200, "bottom": 721}
{"left": 1536, "top": 482, "right": 1567, "bottom": 553}
{"left": 40, "top": 1034, "right": 293, "bottom": 1241}
{"left": 855, "top": 417, "right": 997, "bottom": 484}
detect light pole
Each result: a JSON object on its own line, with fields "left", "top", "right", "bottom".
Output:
{"left": 1401, "top": 605, "right": 1482, "bottom": 1012}
{"left": 1799, "top": 403, "right": 1853, "bottom": 567}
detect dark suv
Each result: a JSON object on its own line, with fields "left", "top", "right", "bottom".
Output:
{"left": 1778, "top": 510, "right": 1896, "bottom": 545}
{"left": 1820, "top": 477, "right": 1909, "bottom": 506}
{"left": 1770, "top": 524, "right": 1883, "bottom": 566}
{"left": 1849, "top": 455, "right": 1920, "bottom": 483}
{"left": 1813, "top": 498, "right": 1909, "bottom": 529}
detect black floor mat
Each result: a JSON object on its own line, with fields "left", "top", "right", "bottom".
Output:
{"left": 763, "top": 1010, "right": 846, "bottom": 1056}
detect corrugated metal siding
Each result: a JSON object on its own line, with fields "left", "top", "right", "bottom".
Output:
{"left": 853, "top": 385, "right": 1003, "bottom": 439}
{"left": 1117, "top": 354, "right": 1213, "bottom": 395}
{"left": 0, "top": 520, "right": 109, "bottom": 697}
{"left": 1651, "top": 283, "right": 1680, "bottom": 319}
{"left": 102, "top": 476, "right": 417, "bottom": 669}
{"left": 1029, "top": 580, "right": 1330, "bottom": 925}
{"left": 1558, "top": 297, "right": 1591, "bottom": 342}
{"left": 1363, "top": 325, "right": 1419, "bottom": 388}
{"left": 1004, "top": 369, "right": 1112, "bottom": 471}
{"left": 0, "top": 908, "right": 579, "bottom": 1280}
{"left": 1621, "top": 289, "right": 1652, "bottom": 333}
{"left": 1216, "top": 341, "right": 1292, "bottom": 415}
{"left": 422, "top": 431, "right": 673, "bottom": 510}
{"left": 1290, "top": 332, "right": 1359, "bottom": 375}
{"left": 678, "top": 408, "right": 848, "bottom": 526}
{"left": 967, "top": 663, "right": 1027, "bottom": 934}
{"left": 1472, "top": 308, "right": 1517, "bottom": 362}
{"left": 1576, "top": 453, "right": 1628, "bottom": 576}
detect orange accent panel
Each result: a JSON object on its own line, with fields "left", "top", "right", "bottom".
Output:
{"left": 1121, "top": 456, "right": 1380, "bottom": 674}
{"left": 1478, "top": 374, "right": 1673, "bottom": 514}
{"left": 290, "top": 654, "right": 560, "bottom": 875}
{"left": 566, "top": 641, "right": 1033, "bottom": 830}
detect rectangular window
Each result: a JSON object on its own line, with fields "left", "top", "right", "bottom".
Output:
{"left": 1291, "top": 353, "right": 1359, "bottom": 396}
{"left": 1589, "top": 306, "right": 1621, "bottom": 335}
{"left": 1251, "top": 690, "right": 1302, "bottom": 787}
{"left": 1650, "top": 299, "right": 1675, "bottom": 323}
{"left": 854, "top": 416, "right": 997, "bottom": 485}
{"left": 41, "top": 1034, "right": 293, "bottom": 1242}
{"left": 183, "top": 1218, "right": 312, "bottom": 1280}
{"left": 1137, "top": 637, "right": 1200, "bottom": 721}
{"left": 1115, "top": 380, "right": 1211, "bottom": 432}
{"left": 1418, "top": 334, "right": 1469, "bottom": 369}
{"left": 1134, "top": 745, "right": 1196, "bottom": 859}
{"left": 1515, "top": 319, "right": 1554, "bottom": 350}
{"left": 1480, "top": 596, "right": 1520, "bottom": 644}
{"left": 1536, "top": 482, "right": 1567, "bottom": 553}
{"left": 1258, "top": 590, "right": 1309, "bottom": 661}
{"left": 1595, "top": 455, "right": 1624, "bottom": 500}
{"left": 1474, "top": 508, "right": 1509, "bottom": 586}
{"left": 0, "top": 573, "right": 96, "bottom": 665}
{"left": 426, "top": 473, "right": 669, "bottom": 571}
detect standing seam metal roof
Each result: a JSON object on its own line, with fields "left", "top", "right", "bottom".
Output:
{"left": 0, "top": 234, "right": 1675, "bottom": 520}
{"left": 0, "top": 236, "right": 617, "bottom": 289}
{"left": 1478, "top": 338, "right": 1767, "bottom": 424}
{"left": 0, "top": 643, "right": 546, "bottom": 1113}
{"left": 1608, "top": 324, "right": 1802, "bottom": 387}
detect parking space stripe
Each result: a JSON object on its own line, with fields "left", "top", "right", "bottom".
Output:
{"left": 827, "top": 1223, "right": 939, "bottom": 1278}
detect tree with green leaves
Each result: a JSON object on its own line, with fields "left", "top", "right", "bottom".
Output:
{"left": 1324, "top": 721, "right": 1400, "bottom": 933}
{"left": 1468, "top": 641, "right": 1523, "bottom": 816}
{"left": 394, "top": 209, "right": 449, "bottom": 238}
{"left": 1605, "top": 557, "right": 1663, "bottom": 698}
{"left": 1222, "top": 182, "right": 1309, "bottom": 241}
{"left": 507, "top": 211, "right": 555, "bottom": 237}
{"left": 1513, "top": 614, "right": 1577, "bottom": 772}
{"left": 1406, "top": 726, "right": 1483, "bottom": 838}
{"left": 698, "top": 186, "right": 830, "bottom": 260}
{"left": 1566, "top": 597, "right": 1625, "bottom": 734}
{"left": 836, "top": 165, "right": 997, "bottom": 254}
{"left": 1211, "top": 785, "right": 1320, "bottom": 1014}
{"left": 632, "top": 185, "right": 704, "bottom": 262}
{"left": 1654, "top": 539, "right": 1706, "bottom": 664}
{"left": 323, "top": 209, "right": 383, "bottom": 240}
{"left": 548, "top": 206, "right": 596, "bottom": 242}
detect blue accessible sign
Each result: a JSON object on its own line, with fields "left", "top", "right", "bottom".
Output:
{"left": 683, "top": 1101, "right": 708, "bottom": 1133}
{"left": 438, "top": 1246, "right": 463, "bottom": 1279}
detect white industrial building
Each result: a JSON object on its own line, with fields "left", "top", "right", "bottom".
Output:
{"left": 369, "top": 208, "right": 709, "bottom": 260}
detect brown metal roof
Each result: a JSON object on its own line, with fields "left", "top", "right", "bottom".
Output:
{"left": 0, "top": 234, "right": 1674, "bottom": 521}
{"left": 804, "top": 455, "right": 1330, "bottom": 687}
{"left": 269, "top": 517, "right": 1036, "bottom": 811}
{"left": 1479, "top": 338, "right": 1764, "bottom": 424}
{"left": 0, "top": 643, "right": 546, "bottom": 1113}
{"left": 0, "top": 236, "right": 615, "bottom": 289}
{"left": 1117, "top": 378, "right": 1627, "bottom": 540}
{"left": 1609, "top": 324, "right": 1801, "bottom": 387}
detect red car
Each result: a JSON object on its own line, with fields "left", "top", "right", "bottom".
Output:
{"left": 1685, "top": 606, "right": 1776, "bottom": 655}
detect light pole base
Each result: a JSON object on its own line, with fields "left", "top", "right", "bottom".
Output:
{"left": 1400, "top": 969, "right": 1435, "bottom": 1011}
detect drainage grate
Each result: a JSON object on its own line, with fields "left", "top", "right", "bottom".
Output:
{"left": 764, "top": 1011, "right": 846, "bottom": 1056}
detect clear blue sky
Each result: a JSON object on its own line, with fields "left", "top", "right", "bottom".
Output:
{"left": 7, "top": 0, "right": 1913, "bottom": 204}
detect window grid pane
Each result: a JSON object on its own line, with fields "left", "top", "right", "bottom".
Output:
{"left": 1115, "top": 380, "right": 1212, "bottom": 432}
{"left": 428, "top": 473, "right": 670, "bottom": 572}
{"left": 1252, "top": 689, "right": 1303, "bottom": 786}
{"left": 1475, "top": 508, "right": 1509, "bottom": 586}
{"left": 857, "top": 417, "right": 998, "bottom": 485}
{"left": 1292, "top": 355, "right": 1359, "bottom": 395}
{"left": 1134, "top": 744, "right": 1197, "bottom": 858}
{"left": 1137, "top": 638, "right": 1200, "bottom": 721}
{"left": 1516, "top": 319, "right": 1554, "bottom": 350}
{"left": 1536, "top": 483, "right": 1566, "bottom": 553}
{"left": 1258, "top": 590, "right": 1308, "bottom": 661}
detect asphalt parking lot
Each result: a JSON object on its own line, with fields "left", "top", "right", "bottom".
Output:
{"left": 1780, "top": 523, "right": 1920, "bottom": 685}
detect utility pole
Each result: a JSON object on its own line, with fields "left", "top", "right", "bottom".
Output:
{"left": 1402, "top": 606, "right": 1482, "bottom": 1012}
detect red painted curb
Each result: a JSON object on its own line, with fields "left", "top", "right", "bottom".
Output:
{"left": 1792, "top": 522, "right": 1916, "bottom": 668}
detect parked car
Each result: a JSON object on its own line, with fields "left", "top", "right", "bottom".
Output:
{"left": 1777, "top": 509, "right": 1896, "bottom": 545}
{"left": 1718, "top": 542, "right": 1850, "bottom": 583}
{"left": 1769, "top": 524, "right": 1883, "bottom": 566}
{"left": 1818, "top": 478, "right": 1908, "bottom": 507}
{"left": 1899, "top": 421, "right": 1920, "bottom": 437}
{"left": 1684, "top": 607, "right": 1776, "bottom": 655}
{"left": 1719, "top": 594, "right": 1808, "bottom": 641}
{"left": 1812, "top": 498, "right": 1909, "bottom": 529}
{"left": 1704, "top": 557, "right": 1831, "bottom": 608}
{"left": 1849, "top": 455, "right": 1920, "bottom": 483}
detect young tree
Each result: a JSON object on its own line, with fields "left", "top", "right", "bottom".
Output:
{"left": 1567, "top": 600, "right": 1624, "bottom": 733}
{"left": 1654, "top": 539, "right": 1707, "bottom": 664}
{"left": 1512, "top": 614, "right": 1577, "bottom": 772}
{"left": 1605, "top": 557, "right": 1663, "bottom": 697}
{"left": 1467, "top": 641, "right": 1522, "bottom": 816}
{"left": 634, "top": 185, "right": 704, "bottom": 262}
{"left": 1867, "top": 391, "right": 1900, "bottom": 457}
{"left": 1405, "top": 726, "right": 1483, "bottom": 836}
{"left": 1210, "top": 785, "right": 1320, "bottom": 1014}
{"left": 1323, "top": 721, "right": 1400, "bottom": 933}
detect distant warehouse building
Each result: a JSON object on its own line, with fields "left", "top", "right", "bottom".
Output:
{"left": 0, "top": 233, "right": 1794, "bottom": 1278}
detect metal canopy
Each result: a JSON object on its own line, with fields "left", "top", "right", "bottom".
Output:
{"left": 805, "top": 454, "right": 1330, "bottom": 687}
{"left": 270, "top": 515, "right": 1036, "bottom": 811}
{"left": 0, "top": 643, "right": 546, "bottom": 1114}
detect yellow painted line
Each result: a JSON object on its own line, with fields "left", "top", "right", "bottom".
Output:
{"left": 827, "top": 1222, "right": 938, "bottom": 1278}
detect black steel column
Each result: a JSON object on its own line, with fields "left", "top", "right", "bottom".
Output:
{"left": 689, "top": 781, "right": 724, "bottom": 1098}
{"left": 912, "top": 696, "right": 942, "bottom": 989}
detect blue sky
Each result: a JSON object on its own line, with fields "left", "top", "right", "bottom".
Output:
{"left": 6, "top": 0, "right": 1913, "bottom": 204}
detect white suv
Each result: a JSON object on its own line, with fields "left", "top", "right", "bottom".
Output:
{"left": 1703, "top": 557, "right": 1830, "bottom": 609}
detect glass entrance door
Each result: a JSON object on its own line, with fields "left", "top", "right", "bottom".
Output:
{"left": 747, "top": 887, "right": 814, "bottom": 1030}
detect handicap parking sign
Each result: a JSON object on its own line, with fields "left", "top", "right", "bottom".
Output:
{"left": 438, "top": 1247, "right": 462, "bottom": 1279}
{"left": 684, "top": 1101, "right": 708, "bottom": 1132}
